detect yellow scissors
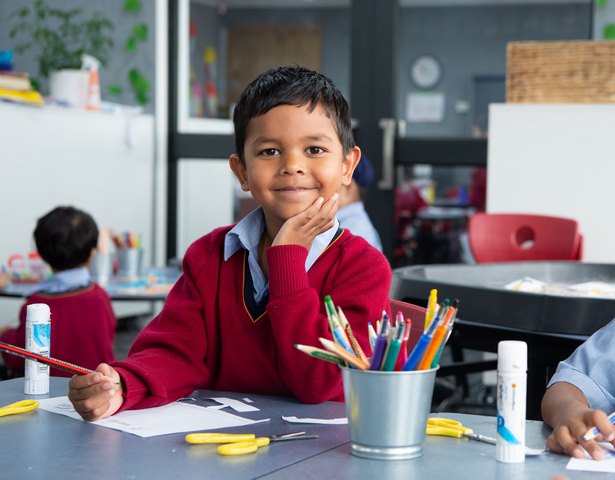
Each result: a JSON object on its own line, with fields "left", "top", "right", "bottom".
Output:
{"left": 0, "top": 399, "right": 39, "bottom": 418}
{"left": 426, "top": 417, "right": 496, "bottom": 445}
{"left": 185, "top": 431, "right": 319, "bottom": 456}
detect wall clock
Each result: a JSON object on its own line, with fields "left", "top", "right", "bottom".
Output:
{"left": 410, "top": 55, "right": 442, "bottom": 89}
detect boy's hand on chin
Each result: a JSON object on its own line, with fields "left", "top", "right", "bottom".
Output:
{"left": 273, "top": 194, "right": 339, "bottom": 249}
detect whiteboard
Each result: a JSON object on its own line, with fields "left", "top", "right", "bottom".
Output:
{"left": 487, "top": 103, "right": 615, "bottom": 263}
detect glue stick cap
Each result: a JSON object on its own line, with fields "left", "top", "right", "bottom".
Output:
{"left": 26, "top": 303, "right": 50, "bottom": 323}
{"left": 497, "top": 341, "right": 527, "bottom": 373}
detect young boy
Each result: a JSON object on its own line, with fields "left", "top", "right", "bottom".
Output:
{"left": 0, "top": 206, "right": 116, "bottom": 377}
{"left": 337, "top": 154, "right": 382, "bottom": 251}
{"left": 542, "top": 319, "right": 615, "bottom": 460}
{"left": 68, "top": 66, "right": 392, "bottom": 421}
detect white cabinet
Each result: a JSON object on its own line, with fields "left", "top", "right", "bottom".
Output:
{"left": 0, "top": 104, "right": 156, "bottom": 323}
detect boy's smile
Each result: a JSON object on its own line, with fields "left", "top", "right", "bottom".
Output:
{"left": 230, "top": 104, "right": 360, "bottom": 235}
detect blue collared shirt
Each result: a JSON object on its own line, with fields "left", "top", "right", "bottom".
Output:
{"left": 26, "top": 266, "right": 91, "bottom": 296}
{"left": 337, "top": 201, "right": 383, "bottom": 252}
{"left": 224, "top": 207, "right": 340, "bottom": 302}
{"left": 548, "top": 317, "right": 615, "bottom": 413}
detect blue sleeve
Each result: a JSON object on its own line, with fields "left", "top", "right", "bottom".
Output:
{"left": 548, "top": 318, "right": 615, "bottom": 413}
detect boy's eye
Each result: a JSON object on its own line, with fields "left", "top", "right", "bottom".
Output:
{"left": 259, "top": 148, "right": 279, "bottom": 156}
{"left": 307, "top": 146, "right": 325, "bottom": 155}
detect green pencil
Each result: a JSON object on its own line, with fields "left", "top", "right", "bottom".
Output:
{"left": 295, "top": 344, "right": 346, "bottom": 367}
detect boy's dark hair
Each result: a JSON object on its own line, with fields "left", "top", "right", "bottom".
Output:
{"left": 34, "top": 206, "right": 98, "bottom": 271}
{"left": 232, "top": 65, "right": 355, "bottom": 162}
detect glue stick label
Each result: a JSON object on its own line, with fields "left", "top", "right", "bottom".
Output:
{"left": 496, "top": 372, "right": 526, "bottom": 463}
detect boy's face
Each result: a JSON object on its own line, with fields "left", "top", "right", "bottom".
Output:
{"left": 230, "top": 104, "right": 360, "bottom": 231}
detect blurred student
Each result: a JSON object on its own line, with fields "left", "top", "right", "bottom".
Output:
{"left": 0, "top": 206, "right": 116, "bottom": 377}
{"left": 68, "top": 65, "right": 392, "bottom": 421}
{"left": 542, "top": 319, "right": 615, "bottom": 460}
{"left": 337, "top": 154, "right": 383, "bottom": 252}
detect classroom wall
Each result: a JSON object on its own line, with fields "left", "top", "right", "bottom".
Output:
{"left": 191, "top": 3, "right": 591, "bottom": 138}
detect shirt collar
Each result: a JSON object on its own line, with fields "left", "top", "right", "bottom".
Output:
{"left": 224, "top": 207, "right": 340, "bottom": 270}
{"left": 26, "top": 266, "right": 91, "bottom": 295}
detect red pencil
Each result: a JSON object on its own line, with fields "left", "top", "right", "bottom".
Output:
{"left": 0, "top": 341, "right": 94, "bottom": 376}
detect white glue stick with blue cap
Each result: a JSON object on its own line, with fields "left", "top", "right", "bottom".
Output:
{"left": 496, "top": 340, "right": 527, "bottom": 463}
{"left": 24, "top": 303, "right": 51, "bottom": 395}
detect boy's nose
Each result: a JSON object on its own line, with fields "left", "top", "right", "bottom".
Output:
{"left": 280, "top": 154, "right": 305, "bottom": 175}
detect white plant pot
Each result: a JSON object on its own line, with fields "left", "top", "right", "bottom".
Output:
{"left": 49, "top": 69, "right": 89, "bottom": 108}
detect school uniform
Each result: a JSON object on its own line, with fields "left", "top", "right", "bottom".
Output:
{"left": 0, "top": 267, "right": 116, "bottom": 377}
{"left": 113, "top": 208, "right": 391, "bottom": 411}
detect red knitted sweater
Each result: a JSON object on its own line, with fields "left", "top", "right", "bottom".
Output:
{"left": 0, "top": 284, "right": 116, "bottom": 377}
{"left": 114, "top": 226, "right": 391, "bottom": 410}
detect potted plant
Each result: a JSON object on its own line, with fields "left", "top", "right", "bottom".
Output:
{"left": 9, "top": 0, "right": 114, "bottom": 105}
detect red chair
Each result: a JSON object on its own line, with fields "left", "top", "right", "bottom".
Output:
{"left": 467, "top": 212, "right": 583, "bottom": 263}
{"left": 390, "top": 299, "right": 426, "bottom": 353}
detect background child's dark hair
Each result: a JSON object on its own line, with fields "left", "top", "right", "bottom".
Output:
{"left": 34, "top": 206, "right": 99, "bottom": 271}
{"left": 232, "top": 65, "right": 355, "bottom": 162}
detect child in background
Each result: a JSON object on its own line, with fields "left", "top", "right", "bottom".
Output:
{"left": 0, "top": 206, "right": 116, "bottom": 377}
{"left": 337, "top": 154, "right": 382, "bottom": 252}
{"left": 542, "top": 319, "right": 615, "bottom": 460}
{"left": 68, "top": 65, "right": 392, "bottom": 421}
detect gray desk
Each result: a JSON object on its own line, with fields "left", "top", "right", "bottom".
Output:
{"left": 0, "top": 377, "right": 601, "bottom": 479}
{"left": 0, "top": 267, "right": 181, "bottom": 301}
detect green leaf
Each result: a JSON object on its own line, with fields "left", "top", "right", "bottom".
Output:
{"left": 107, "top": 85, "right": 123, "bottom": 96}
{"left": 125, "top": 36, "right": 137, "bottom": 53}
{"left": 132, "top": 23, "right": 148, "bottom": 41}
{"left": 123, "top": 0, "right": 141, "bottom": 13}
{"left": 604, "top": 24, "right": 615, "bottom": 40}
{"left": 128, "top": 68, "right": 150, "bottom": 105}
{"left": 597, "top": 0, "right": 607, "bottom": 8}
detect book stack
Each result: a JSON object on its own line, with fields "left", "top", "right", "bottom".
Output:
{"left": 0, "top": 71, "right": 44, "bottom": 106}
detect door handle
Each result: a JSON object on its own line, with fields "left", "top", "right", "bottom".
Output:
{"left": 377, "top": 118, "right": 396, "bottom": 190}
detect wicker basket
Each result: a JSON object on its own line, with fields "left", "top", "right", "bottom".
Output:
{"left": 507, "top": 40, "right": 615, "bottom": 103}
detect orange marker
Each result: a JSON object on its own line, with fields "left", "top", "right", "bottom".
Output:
{"left": 417, "top": 301, "right": 457, "bottom": 370}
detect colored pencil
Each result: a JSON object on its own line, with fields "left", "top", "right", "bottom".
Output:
{"left": 295, "top": 344, "right": 346, "bottom": 367}
{"left": 319, "top": 337, "right": 369, "bottom": 370}
{"left": 0, "top": 341, "right": 93, "bottom": 376}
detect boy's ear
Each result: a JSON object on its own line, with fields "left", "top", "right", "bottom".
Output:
{"left": 229, "top": 154, "right": 250, "bottom": 191}
{"left": 341, "top": 146, "right": 362, "bottom": 187}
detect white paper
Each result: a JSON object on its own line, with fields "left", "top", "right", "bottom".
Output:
{"left": 207, "top": 397, "right": 259, "bottom": 412}
{"left": 37, "top": 396, "right": 269, "bottom": 438}
{"left": 283, "top": 415, "right": 348, "bottom": 425}
{"left": 406, "top": 92, "right": 445, "bottom": 123}
{"left": 567, "top": 443, "right": 615, "bottom": 472}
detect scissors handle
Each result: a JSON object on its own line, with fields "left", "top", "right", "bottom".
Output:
{"left": 426, "top": 426, "right": 467, "bottom": 438}
{"left": 218, "top": 437, "right": 270, "bottom": 456}
{"left": 0, "top": 399, "right": 39, "bottom": 418}
{"left": 185, "top": 433, "right": 255, "bottom": 444}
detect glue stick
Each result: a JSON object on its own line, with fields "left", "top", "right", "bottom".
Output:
{"left": 496, "top": 340, "right": 527, "bottom": 463}
{"left": 24, "top": 303, "right": 51, "bottom": 395}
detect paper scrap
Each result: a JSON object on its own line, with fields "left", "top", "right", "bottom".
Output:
{"left": 206, "top": 397, "right": 259, "bottom": 412}
{"left": 567, "top": 443, "right": 615, "bottom": 472}
{"left": 283, "top": 415, "right": 348, "bottom": 425}
{"left": 38, "top": 396, "right": 269, "bottom": 438}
